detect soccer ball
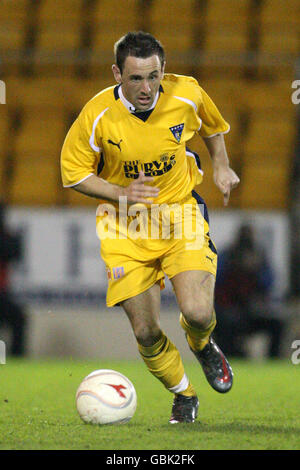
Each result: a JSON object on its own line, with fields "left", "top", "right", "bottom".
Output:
{"left": 75, "top": 369, "right": 137, "bottom": 425}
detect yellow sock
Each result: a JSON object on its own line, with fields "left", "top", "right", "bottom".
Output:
{"left": 137, "top": 332, "right": 196, "bottom": 396}
{"left": 180, "top": 310, "right": 217, "bottom": 352}
{"left": 178, "top": 382, "right": 197, "bottom": 397}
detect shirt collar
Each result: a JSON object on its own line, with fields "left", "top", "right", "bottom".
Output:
{"left": 118, "top": 85, "right": 160, "bottom": 113}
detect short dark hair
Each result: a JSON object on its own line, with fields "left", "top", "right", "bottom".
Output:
{"left": 114, "top": 31, "right": 165, "bottom": 74}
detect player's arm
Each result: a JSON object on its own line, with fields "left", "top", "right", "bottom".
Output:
{"left": 61, "top": 108, "right": 159, "bottom": 204}
{"left": 73, "top": 172, "right": 159, "bottom": 204}
{"left": 196, "top": 84, "right": 240, "bottom": 206}
{"left": 203, "top": 133, "right": 240, "bottom": 206}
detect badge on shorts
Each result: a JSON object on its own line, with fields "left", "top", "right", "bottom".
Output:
{"left": 169, "top": 123, "right": 184, "bottom": 142}
{"left": 113, "top": 266, "right": 125, "bottom": 279}
{"left": 106, "top": 267, "right": 112, "bottom": 281}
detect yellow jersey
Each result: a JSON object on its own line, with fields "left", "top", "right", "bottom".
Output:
{"left": 61, "top": 73, "right": 230, "bottom": 205}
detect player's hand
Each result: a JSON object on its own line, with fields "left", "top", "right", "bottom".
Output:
{"left": 123, "top": 171, "right": 160, "bottom": 204}
{"left": 213, "top": 165, "right": 240, "bottom": 206}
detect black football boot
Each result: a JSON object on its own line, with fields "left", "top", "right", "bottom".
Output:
{"left": 169, "top": 394, "right": 199, "bottom": 424}
{"left": 191, "top": 337, "right": 233, "bottom": 393}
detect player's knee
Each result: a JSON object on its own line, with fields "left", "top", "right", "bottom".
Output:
{"left": 181, "top": 301, "right": 214, "bottom": 330}
{"left": 134, "top": 325, "right": 163, "bottom": 347}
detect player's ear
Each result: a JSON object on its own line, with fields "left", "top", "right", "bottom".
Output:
{"left": 161, "top": 60, "right": 166, "bottom": 78}
{"left": 112, "top": 64, "right": 122, "bottom": 84}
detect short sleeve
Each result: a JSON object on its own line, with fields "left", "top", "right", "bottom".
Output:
{"left": 197, "top": 87, "right": 230, "bottom": 138}
{"left": 60, "top": 109, "right": 101, "bottom": 187}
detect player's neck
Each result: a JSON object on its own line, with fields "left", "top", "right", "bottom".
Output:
{"left": 119, "top": 86, "right": 160, "bottom": 113}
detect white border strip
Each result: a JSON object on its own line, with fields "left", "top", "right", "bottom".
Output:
{"left": 89, "top": 107, "right": 109, "bottom": 152}
{"left": 63, "top": 173, "right": 94, "bottom": 188}
{"left": 204, "top": 125, "right": 231, "bottom": 138}
{"left": 173, "top": 95, "right": 198, "bottom": 111}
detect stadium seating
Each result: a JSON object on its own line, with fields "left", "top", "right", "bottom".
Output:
{"left": 9, "top": 155, "right": 62, "bottom": 206}
{"left": 239, "top": 164, "right": 291, "bottom": 209}
{"left": 91, "top": 0, "right": 141, "bottom": 56}
{"left": 204, "top": 27, "right": 249, "bottom": 54}
{"left": 205, "top": 0, "right": 250, "bottom": 22}
{"left": 7, "top": 105, "right": 67, "bottom": 205}
{"left": 242, "top": 79, "right": 295, "bottom": 113}
{"left": 36, "top": 24, "right": 81, "bottom": 53}
{"left": 68, "top": 76, "right": 114, "bottom": 109}
{"left": 258, "top": 0, "right": 300, "bottom": 57}
{"left": 244, "top": 116, "right": 296, "bottom": 157}
{"left": 260, "top": 28, "right": 299, "bottom": 57}
{"left": 0, "top": 0, "right": 28, "bottom": 75}
{"left": 37, "top": 0, "right": 84, "bottom": 20}
{"left": 260, "top": 0, "right": 300, "bottom": 27}
{"left": 6, "top": 76, "right": 71, "bottom": 108}
{"left": 6, "top": 74, "right": 113, "bottom": 112}
{"left": 14, "top": 106, "right": 66, "bottom": 156}
{"left": 0, "top": 0, "right": 297, "bottom": 209}
{"left": 147, "top": 0, "right": 199, "bottom": 58}
{"left": 205, "top": 0, "right": 250, "bottom": 53}
{"left": 0, "top": 18, "right": 27, "bottom": 52}
{"left": 35, "top": 0, "right": 84, "bottom": 55}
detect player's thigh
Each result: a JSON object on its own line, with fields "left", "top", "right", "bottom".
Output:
{"left": 101, "top": 235, "right": 165, "bottom": 307}
{"left": 121, "top": 281, "right": 162, "bottom": 346}
{"left": 171, "top": 270, "right": 215, "bottom": 327}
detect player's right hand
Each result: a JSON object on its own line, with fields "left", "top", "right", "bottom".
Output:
{"left": 123, "top": 171, "right": 160, "bottom": 204}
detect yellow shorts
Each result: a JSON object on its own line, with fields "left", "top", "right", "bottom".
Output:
{"left": 96, "top": 191, "right": 217, "bottom": 307}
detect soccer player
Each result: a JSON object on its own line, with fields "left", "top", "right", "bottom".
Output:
{"left": 61, "top": 32, "right": 240, "bottom": 423}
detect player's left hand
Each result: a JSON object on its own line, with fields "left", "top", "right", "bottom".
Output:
{"left": 213, "top": 165, "right": 240, "bottom": 206}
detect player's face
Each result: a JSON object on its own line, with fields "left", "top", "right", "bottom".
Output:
{"left": 112, "top": 55, "right": 165, "bottom": 112}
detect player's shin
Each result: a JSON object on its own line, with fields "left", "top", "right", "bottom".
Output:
{"left": 137, "top": 332, "right": 196, "bottom": 397}
{"left": 180, "top": 310, "right": 216, "bottom": 351}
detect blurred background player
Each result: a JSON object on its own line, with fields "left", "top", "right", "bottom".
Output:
{"left": 215, "top": 223, "right": 285, "bottom": 358}
{"left": 0, "top": 203, "right": 27, "bottom": 357}
{"left": 61, "top": 31, "right": 239, "bottom": 423}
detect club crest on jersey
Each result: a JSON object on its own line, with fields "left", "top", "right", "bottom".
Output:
{"left": 169, "top": 123, "right": 184, "bottom": 142}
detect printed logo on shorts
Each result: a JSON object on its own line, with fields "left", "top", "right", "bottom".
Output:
{"left": 169, "top": 123, "right": 184, "bottom": 142}
{"left": 113, "top": 266, "right": 125, "bottom": 279}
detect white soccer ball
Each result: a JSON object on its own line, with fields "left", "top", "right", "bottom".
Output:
{"left": 75, "top": 369, "right": 137, "bottom": 425}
